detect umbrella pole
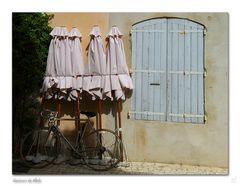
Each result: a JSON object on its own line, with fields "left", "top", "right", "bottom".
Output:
{"left": 117, "top": 100, "right": 123, "bottom": 161}
{"left": 98, "top": 99, "right": 103, "bottom": 160}
{"left": 57, "top": 99, "right": 61, "bottom": 126}
{"left": 76, "top": 92, "right": 81, "bottom": 131}
{"left": 96, "top": 110, "right": 99, "bottom": 130}
{"left": 95, "top": 100, "right": 99, "bottom": 130}
{"left": 98, "top": 100, "right": 102, "bottom": 129}
{"left": 39, "top": 95, "right": 46, "bottom": 128}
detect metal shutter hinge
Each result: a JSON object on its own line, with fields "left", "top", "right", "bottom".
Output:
{"left": 204, "top": 68, "right": 207, "bottom": 77}
{"left": 204, "top": 28, "right": 207, "bottom": 36}
{"left": 204, "top": 112, "right": 207, "bottom": 123}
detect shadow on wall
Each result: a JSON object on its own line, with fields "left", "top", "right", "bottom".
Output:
{"left": 42, "top": 89, "right": 132, "bottom": 130}
{"left": 44, "top": 88, "right": 133, "bottom": 114}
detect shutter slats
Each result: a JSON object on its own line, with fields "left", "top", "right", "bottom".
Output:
{"left": 154, "top": 23, "right": 161, "bottom": 121}
{"left": 197, "top": 28, "right": 204, "bottom": 123}
{"left": 167, "top": 21, "right": 172, "bottom": 121}
{"left": 160, "top": 21, "right": 168, "bottom": 121}
{"left": 191, "top": 26, "right": 198, "bottom": 123}
{"left": 135, "top": 28, "right": 143, "bottom": 119}
{"left": 171, "top": 22, "right": 179, "bottom": 122}
{"left": 131, "top": 31, "right": 137, "bottom": 119}
{"left": 178, "top": 23, "right": 185, "bottom": 123}
{"left": 184, "top": 24, "right": 192, "bottom": 123}
{"left": 142, "top": 24, "right": 150, "bottom": 120}
{"left": 148, "top": 24, "right": 155, "bottom": 120}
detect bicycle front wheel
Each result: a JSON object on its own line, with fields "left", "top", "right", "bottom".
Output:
{"left": 82, "top": 129, "right": 123, "bottom": 171}
{"left": 20, "top": 129, "right": 60, "bottom": 168}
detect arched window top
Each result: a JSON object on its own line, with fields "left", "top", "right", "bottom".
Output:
{"left": 132, "top": 17, "right": 205, "bottom": 30}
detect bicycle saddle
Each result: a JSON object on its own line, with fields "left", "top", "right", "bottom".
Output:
{"left": 80, "top": 111, "right": 96, "bottom": 118}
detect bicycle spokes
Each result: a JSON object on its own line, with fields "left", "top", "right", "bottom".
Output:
{"left": 82, "top": 129, "right": 122, "bottom": 171}
{"left": 20, "top": 129, "right": 59, "bottom": 168}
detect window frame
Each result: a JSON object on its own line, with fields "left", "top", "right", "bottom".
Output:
{"left": 129, "top": 17, "right": 206, "bottom": 124}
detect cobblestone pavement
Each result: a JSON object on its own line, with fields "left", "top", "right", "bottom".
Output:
{"left": 13, "top": 160, "right": 228, "bottom": 175}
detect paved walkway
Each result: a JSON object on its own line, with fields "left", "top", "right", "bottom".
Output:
{"left": 13, "top": 160, "right": 228, "bottom": 175}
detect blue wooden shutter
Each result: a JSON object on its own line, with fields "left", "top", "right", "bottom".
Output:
{"left": 130, "top": 19, "right": 167, "bottom": 121}
{"left": 130, "top": 18, "right": 205, "bottom": 124}
{"left": 167, "top": 19, "right": 205, "bottom": 123}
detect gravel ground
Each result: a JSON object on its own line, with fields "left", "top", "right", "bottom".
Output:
{"left": 13, "top": 160, "right": 228, "bottom": 175}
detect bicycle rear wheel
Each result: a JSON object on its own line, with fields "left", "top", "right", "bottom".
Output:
{"left": 82, "top": 129, "right": 123, "bottom": 171}
{"left": 20, "top": 129, "right": 60, "bottom": 168}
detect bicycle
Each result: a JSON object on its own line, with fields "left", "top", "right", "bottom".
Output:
{"left": 20, "top": 109, "right": 126, "bottom": 171}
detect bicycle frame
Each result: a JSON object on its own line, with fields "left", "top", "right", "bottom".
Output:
{"left": 48, "top": 117, "right": 95, "bottom": 157}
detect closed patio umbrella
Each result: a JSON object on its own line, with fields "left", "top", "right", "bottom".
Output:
{"left": 105, "top": 26, "right": 133, "bottom": 161}
{"left": 105, "top": 26, "right": 133, "bottom": 100}
{"left": 83, "top": 26, "right": 106, "bottom": 100}
{"left": 82, "top": 25, "right": 106, "bottom": 129}
{"left": 40, "top": 27, "right": 71, "bottom": 100}
{"left": 68, "top": 27, "right": 84, "bottom": 100}
{"left": 40, "top": 26, "right": 61, "bottom": 99}
{"left": 56, "top": 26, "right": 72, "bottom": 100}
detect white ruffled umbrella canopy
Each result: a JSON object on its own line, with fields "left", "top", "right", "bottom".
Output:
{"left": 56, "top": 27, "right": 71, "bottom": 99}
{"left": 41, "top": 26, "right": 83, "bottom": 101}
{"left": 105, "top": 26, "right": 133, "bottom": 100}
{"left": 83, "top": 26, "right": 106, "bottom": 100}
{"left": 68, "top": 27, "right": 84, "bottom": 100}
{"left": 41, "top": 27, "right": 61, "bottom": 99}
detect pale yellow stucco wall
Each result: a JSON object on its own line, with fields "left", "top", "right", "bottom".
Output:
{"left": 49, "top": 13, "right": 109, "bottom": 63}
{"left": 47, "top": 13, "right": 228, "bottom": 168}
